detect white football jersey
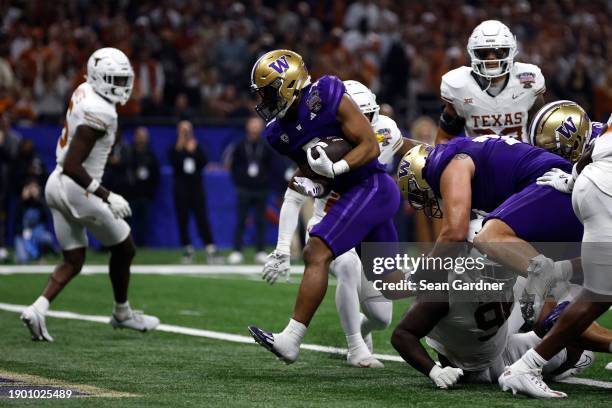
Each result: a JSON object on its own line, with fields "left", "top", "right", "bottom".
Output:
{"left": 55, "top": 82, "right": 118, "bottom": 182}
{"left": 425, "top": 270, "right": 515, "bottom": 371}
{"left": 581, "top": 128, "right": 612, "bottom": 196}
{"left": 312, "top": 114, "right": 403, "bottom": 219}
{"left": 441, "top": 62, "right": 545, "bottom": 142}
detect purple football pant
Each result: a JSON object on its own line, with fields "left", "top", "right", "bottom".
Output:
{"left": 310, "top": 172, "right": 399, "bottom": 258}
{"left": 484, "top": 182, "right": 583, "bottom": 242}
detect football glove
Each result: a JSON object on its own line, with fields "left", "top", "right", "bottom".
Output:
{"left": 429, "top": 365, "right": 463, "bottom": 389}
{"left": 536, "top": 168, "right": 574, "bottom": 193}
{"left": 292, "top": 177, "right": 325, "bottom": 198}
{"left": 262, "top": 250, "right": 291, "bottom": 284}
{"left": 306, "top": 146, "right": 349, "bottom": 178}
{"left": 107, "top": 192, "right": 132, "bottom": 219}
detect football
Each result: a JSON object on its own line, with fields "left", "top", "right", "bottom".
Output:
{"left": 299, "top": 136, "right": 353, "bottom": 181}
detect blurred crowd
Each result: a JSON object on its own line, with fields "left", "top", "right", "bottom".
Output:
{"left": 0, "top": 0, "right": 609, "bottom": 128}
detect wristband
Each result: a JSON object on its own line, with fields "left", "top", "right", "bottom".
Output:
{"left": 86, "top": 179, "right": 100, "bottom": 194}
{"left": 332, "top": 159, "right": 350, "bottom": 177}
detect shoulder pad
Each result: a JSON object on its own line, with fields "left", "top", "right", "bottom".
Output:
{"left": 441, "top": 66, "right": 473, "bottom": 90}
{"left": 513, "top": 62, "right": 546, "bottom": 95}
{"left": 79, "top": 96, "right": 116, "bottom": 131}
{"left": 310, "top": 75, "right": 346, "bottom": 114}
{"left": 375, "top": 115, "right": 402, "bottom": 137}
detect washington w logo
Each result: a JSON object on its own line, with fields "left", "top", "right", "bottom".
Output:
{"left": 555, "top": 116, "right": 577, "bottom": 140}
{"left": 398, "top": 160, "right": 411, "bottom": 178}
{"left": 268, "top": 56, "right": 290, "bottom": 74}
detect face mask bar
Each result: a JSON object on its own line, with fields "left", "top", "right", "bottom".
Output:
{"left": 251, "top": 79, "right": 286, "bottom": 122}
{"left": 406, "top": 177, "right": 443, "bottom": 219}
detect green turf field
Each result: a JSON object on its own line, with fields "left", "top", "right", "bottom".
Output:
{"left": 0, "top": 251, "right": 610, "bottom": 407}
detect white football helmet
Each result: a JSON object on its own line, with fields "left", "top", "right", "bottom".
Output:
{"left": 344, "top": 80, "right": 379, "bottom": 124}
{"left": 467, "top": 20, "right": 518, "bottom": 79}
{"left": 86, "top": 47, "right": 135, "bottom": 105}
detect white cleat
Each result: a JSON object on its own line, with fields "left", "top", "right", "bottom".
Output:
{"left": 110, "top": 312, "right": 160, "bottom": 332}
{"left": 552, "top": 350, "right": 595, "bottom": 381}
{"left": 20, "top": 306, "right": 53, "bottom": 342}
{"left": 248, "top": 325, "right": 299, "bottom": 364}
{"left": 347, "top": 350, "right": 384, "bottom": 368}
{"left": 499, "top": 365, "right": 567, "bottom": 399}
{"left": 605, "top": 362, "right": 612, "bottom": 371}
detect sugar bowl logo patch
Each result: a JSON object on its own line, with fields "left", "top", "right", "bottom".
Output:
{"left": 375, "top": 128, "right": 392, "bottom": 146}
{"left": 517, "top": 72, "right": 535, "bottom": 89}
{"left": 306, "top": 88, "right": 322, "bottom": 113}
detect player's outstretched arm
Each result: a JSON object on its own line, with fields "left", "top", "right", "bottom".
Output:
{"left": 436, "top": 154, "right": 474, "bottom": 243}
{"left": 391, "top": 299, "right": 463, "bottom": 389}
{"left": 336, "top": 94, "right": 380, "bottom": 170}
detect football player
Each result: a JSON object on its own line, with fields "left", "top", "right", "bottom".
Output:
{"left": 499, "top": 118, "right": 612, "bottom": 398}
{"left": 396, "top": 135, "right": 583, "bottom": 327}
{"left": 247, "top": 50, "right": 401, "bottom": 364}
{"left": 261, "top": 80, "right": 410, "bottom": 368}
{"left": 20, "top": 48, "right": 159, "bottom": 341}
{"left": 436, "top": 20, "right": 546, "bottom": 144}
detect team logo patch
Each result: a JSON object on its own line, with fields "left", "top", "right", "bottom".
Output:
{"left": 280, "top": 133, "right": 289, "bottom": 143}
{"left": 397, "top": 160, "right": 411, "bottom": 178}
{"left": 517, "top": 72, "right": 535, "bottom": 88}
{"left": 268, "top": 56, "right": 290, "bottom": 74}
{"left": 306, "top": 89, "right": 322, "bottom": 113}
{"left": 555, "top": 116, "right": 577, "bottom": 140}
{"left": 375, "top": 128, "right": 391, "bottom": 146}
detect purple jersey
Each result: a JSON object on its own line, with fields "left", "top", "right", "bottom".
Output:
{"left": 263, "top": 75, "right": 385, "bottom": 192}
{"left": 424, "top": 136, "right": 571, "bottom": 213}
{"left": 588, "top": 121, "right": 607, "bottom": 144}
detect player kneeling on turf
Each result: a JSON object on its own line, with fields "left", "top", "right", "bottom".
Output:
{"left": 20, "top": 48, "right": 159, "bottom": 341}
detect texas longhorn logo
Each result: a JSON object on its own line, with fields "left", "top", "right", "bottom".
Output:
{"left": 268, "top": 56, "right": 290, "bottom": 74}
{"left": 555, "top": 116, "right": 577, "bottom": 140}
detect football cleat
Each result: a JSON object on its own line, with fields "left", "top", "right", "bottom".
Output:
{"left": 21, "top": 305, "right": 54, "bottom": 342}
{"left": 605, "top": 362, "right": 612, "bottom": 370}
{"left": 499, "top": 365, "right": 567, "bottom": 398}
{"left": 551, "top": 350, "right": 595, "bottom": 381}
{"left": 247, "top": 325, "right": 298, "bottom": 364}
{"left": 347, "top": 351, "right": 384, "bottom": 368}
{"left": 110, "top": 311, "right": 159, "bottom": 332}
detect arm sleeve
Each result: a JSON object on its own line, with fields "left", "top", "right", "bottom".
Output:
{"left": 276, "top": 188, "right": 307, "bottom": 255}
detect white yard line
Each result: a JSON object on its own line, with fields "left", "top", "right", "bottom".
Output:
{"left": 0, "top": 302, "right": 401, "bottom": 363}
{"left": 1, "top": 302, "right": 611, "bottom": 389}
{"left": 0, "top": 265, "right": 303, "bottom": 275}
{"left": 556, "top": 377, "right": 612, "bottom": 389}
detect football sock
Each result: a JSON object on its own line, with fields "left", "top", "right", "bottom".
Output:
{"left": 360, "top": 299, "right": 392, "bottom": 335}
{"left": 33, "top": 296, "right": 49, "bottom": 314}
{"left": 554, "top": 260, "right": 573, "bottom": 282}
{"left": 346, "top": 333, "right": 369, "bottom": 356}
{"left": 332, "top": 252, "right": 363, "bottom": 337}
{"left": 521, "top": 348, "right": 548, "bottom": 370}
{"left": 280, "top": 318, "right": 306, "bottom": 345}
{"left": 113, "top": 301, "right": 132, "bottom": 321}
